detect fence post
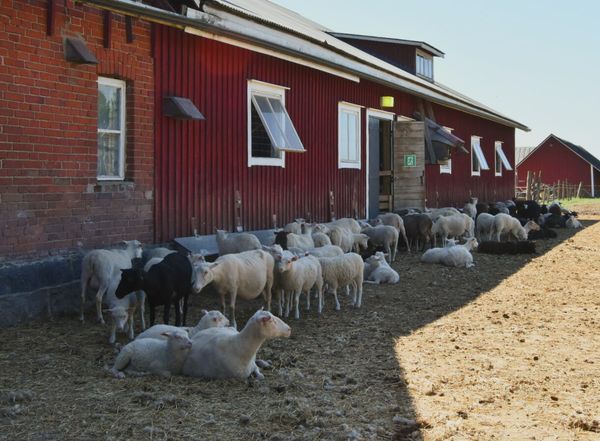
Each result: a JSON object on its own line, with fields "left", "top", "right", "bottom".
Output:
{"left": 577, "top": 182, "right": 583, "bottom": 198}
{"left": 526, "top": 171, "right": 532, "bottom": 200}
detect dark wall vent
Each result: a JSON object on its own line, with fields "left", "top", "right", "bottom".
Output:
{"left": 163, "top": 96, "right": 205, "bottom": 120}
{"left": 64, "top": 37, "right": 98, "bottom": 64}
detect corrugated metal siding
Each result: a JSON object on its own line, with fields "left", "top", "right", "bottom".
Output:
{"left": 425, "top": 103, "right": 516, "bottom": 207}
{"left": 153, "top": 26, "right": 517, "bottom": 241}
{"left": 335, "top": 38, "right": 416, "bottom": 74}
{"left": 516, "top": 138, "right": 592, "bottom": 190}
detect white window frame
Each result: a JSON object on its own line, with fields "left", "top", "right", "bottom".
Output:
{"left": 495, "top": 141, "right": 513, "bottom": 176}
{"left": 471, "top": 135, "right": 490, "bottom": 176}
{"left": 440, "top": 126, "right": 453, "bottom": 174}
{"left": 416, "top": 49, "right": 433, "bottom": 80}
{"left": 97, "top": 77, "right": 126, "bottom": 180}
{"left": 366, "top": 108, "right": 395, "bottom": 218}
{"left": 247, "top": 80, "right": 287, "bottom": 167}
{"left": 338, "top": 102, "right": 362, "bottom": 169}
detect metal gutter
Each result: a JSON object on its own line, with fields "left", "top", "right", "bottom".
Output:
{"left": 78, "top": 0, "right": 529, "bottom": 131}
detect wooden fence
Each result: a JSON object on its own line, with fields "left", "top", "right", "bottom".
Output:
{"left": 515, "top": 171, "right": 588, "bottom": 202}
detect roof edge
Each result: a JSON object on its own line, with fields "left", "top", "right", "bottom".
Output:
{"left": 328, "top": 32, "right": 445, "bottom": 58}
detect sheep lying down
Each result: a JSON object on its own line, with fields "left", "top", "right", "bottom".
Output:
{"left": 135, "top": 310, "right": 230, "bottom": 340}
{"left": 182, "top": 309, "right": 291, "bottom": 380}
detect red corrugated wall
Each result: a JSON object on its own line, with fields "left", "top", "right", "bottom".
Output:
{"left": 516, "top": 136, "right": 593, "bottom": 192}
{"left": 153, "top": 25, "right": 517, "bottom": 241}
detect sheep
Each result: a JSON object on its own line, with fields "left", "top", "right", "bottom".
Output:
{"left": 103, "top": 274, "right": 144, "bottom": 345}
{"left": 475, "top": 202, "right": 489, "bottom": 217}
{"left": 274, "top": 253, "right": 323, "bottom": 319}
{"left": 325, "top": 225, "right": 355, "bottom": 253}
{"left": 431, "top": 214, "right": 474, "bottom": 245}
{"left": 352, "top": 233, "right": 369, "bottom": 253}
{"left": 116, "top": 252, "right": 193, "bottom": 327}
{"left": 215, "top": 229, "right": 261, "bottom": 255}
{"left": 420, "top": 237, "right": 479, "bottom": 268}
{"left": 323, "top": 218, "right": 361, "bottom": 234}
{"left": 292, "top": 245, "right": 344, "bottom": 258}
{"left": 286, "top": 225, "right": 315, "bottom": 251}
{"left": 477, "top": 241, "right": 536, "bottom": 254}
{"left": 491, "top": 214, "right": 539, "bottom": 242}
{"left": 110, "top": 329, "right": 192, "bottom": 379}
{"left": 312, "top": 231, "right": 332, "bottom": 247}
{"left": 283, "top": 221, "right": 302, "bottom": 234}
{"left": 463, "top": 197, "right": 478, "bottom": 219}
{"left": 360, "top": 225, "right": 399, "bottom": 263}
{"left": 136, "top": 309, "right": 230, "bottom": 340}
{"left": 193, "top": 249, "right": 274, "bottom": 329}
{"left": 515, "top": 200, "right": 541, "bottom": 221}
{"left": 401, "top": 214, "right": 433, "bottom": 251}
{"left": 143, "top": 247, "right": 175, "bottom": 262}
{"left": 182, "top": 309, "right": 291, "bottom": 380}
{"left": 262, "top": 244, "right": 297, "bottom": 316}
{"left": 528, "top": 227, "right": 558, "bottom": 239}
{"left": 476, "top": 212, "right": 496, "bottom": 241}
{"left": 371, "top": 213, "right": 411, "bottom": 252}
{"left": 426, "top": 206, "right": 461, "bottom": 221}
{"left": 80, "top": 240, "right": 143, "bottom": 324}
{"left": 363, "top": 252, "right": 399, "bottom": 284}
{"left": 566, "top": 216, "right": 583, "bottom": 229}
{"left": 318, "top": 253, "right": 364, "bottom": 311}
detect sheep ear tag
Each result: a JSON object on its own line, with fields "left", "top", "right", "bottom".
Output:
{"left": 261, "top": 315, "right": 272, "bottom": 323}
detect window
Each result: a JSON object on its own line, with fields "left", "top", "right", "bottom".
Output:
{"left": 97, "top": 77, "right": 126, "bottom": 180}
{"left": 471, "top": 136, "right": 490, "bottom": 176}
{"left": 416, "top": 51, "right": 433, "bottom": 80}
{"left": 495, "top": 141, "right": 513, "bottom": 176}
{"left": 338, "top": 102, "right": 362, "bottom": 169}
{"left": 247, "top": 80, "right": 304, "bottom": 167}
{"left": 440, "top": 126, "right": 453, "bottom": 174}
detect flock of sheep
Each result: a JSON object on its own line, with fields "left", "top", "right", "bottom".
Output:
{"left": 79, "top": 198, "right": 582, "bottom": 381}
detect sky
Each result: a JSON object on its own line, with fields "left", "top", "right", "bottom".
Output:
{"left": 271, "top": 0, "right": 600, "bottom": 158}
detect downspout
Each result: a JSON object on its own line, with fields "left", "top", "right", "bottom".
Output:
{"left": 591, "top": 164, "right": 595, "bottom": 197}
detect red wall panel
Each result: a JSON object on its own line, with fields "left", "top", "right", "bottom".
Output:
{"left": 153, "top": 26, "right": 517, "bottom": 241}
{"left": 516, "top": 137, "right": 593, "bottom": 193}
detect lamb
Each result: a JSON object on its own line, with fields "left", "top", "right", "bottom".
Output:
{"left": 80, "top": 240, "right": 143, "bottom": 324}
{"left": 193, "top": 249, "right": 274, "bottom": 329}
{"left": 103, "top": 274, "right": 144, "bottom": 344}
{"left": 318, "top": 253, "right": 364, "bottom": 311}
{"left": 274, "top": 253, "right": 323, "bottom": 319}
{"left": 420, "top": 237, "right": 478, "bottom": 268}
{"left": 463, "top": 197, "right": 478, "bottom": 219}
{"left": 360, "top": 225, "right": 399, "bottom": 262}
{"left": 431, "top": 214, "right": 474, "bottom": 245}
{"left": 136, "top": 310, "right": 230, "bottom": 340}
{"left": 182, "top": 309, "right": 291, "bottom": 380}
{"left": 401, "top": 214, "right": 433, "bottom": 251}
{"left": 116, "top": 252, "right": 193, "bottom": 327}
{"left": 477, "top": 240, "right": 536, "bottom": 254}
{"left": 286, "top": 225, "right": 315, "bottom": 251}
{"left": 363, "top": 252, "right": 399, "bottom": 284}
{"left": 566, "top": 216, "right": 583, "bottom": 229}
{"left": 491, "top": 214, "right": 539, "bottom": 242}
{"left": 312, "top": 231, "right": 332, "bottom": 247}
{"left": 283, "top": 221, "right": 303, "bottom": 234}
{"left": 426, "top": 206, "right": 461, "bottom": 221}
{"left": 352, "top": 233, "right": 370, "bottom": 253}
{"left": 476, "top": 212, "right": 496, "bottom": 241}
{"left": 371, "top": 213, "right": 411, "bottom": 252}
{"left": 215, "top": 229, "right": 261, "bottom": 255}
{"left": 110, "top": 329, "right": 192, "bottom": 379}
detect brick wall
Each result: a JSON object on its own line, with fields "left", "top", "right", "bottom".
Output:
{"left": 0, "top": 1, "right": 154, "bottom": 260}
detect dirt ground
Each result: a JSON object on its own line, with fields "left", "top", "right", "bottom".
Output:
{"left": 1, "top": 203, "right": 599, "bottom": 441}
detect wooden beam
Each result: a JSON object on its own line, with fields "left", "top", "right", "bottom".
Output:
{"left": 126, "top": 16, "right": 134, "bottom": 43}
{"left": 47, "top": 0, "right": 57, "bottom": 36}
{"left": 103, "top": 11, "right": 112, "bottom": 49}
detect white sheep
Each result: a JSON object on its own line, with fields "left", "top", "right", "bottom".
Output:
{"left": 144, "top": 247, "right": 175, "bottom": 261}
{"left": 352, "top": 233, "right": 369, "bottom": 253}
{"left": 323, "top": 218, "right": 361, "bottom": 234}
{"left": 360, "top": 225, "right": 399, "bottom": 262}
{"left": 110, "top": 329, "right": 192, "bottom": 379}
{"left": 274, "top": 253, "right": 323, "bottom": 319}
{"left": 426, "top": 207, "right": 461, "bottom": 221}
{"left": 215, "top": 229, "right": 261, "bottom": 255}
{"left": 291, "top": 245, "right": 344, "bottom": 258}
{"left": 262, "top": 244, "right": 298, "bottom": 316}
{"left": 103, "top": 273, "right": 143, "bottom": 345}
{"left": 182, "top": 309, "right": 291, "bottom": 380}
{"left": 193, "top": 249, "right": 274, "bottom": 329}
{"left": 323, "top": 224, "right": 354, "bottom": 253}
{"left": 476, "top": 213, "right": 496, "bottom": 241}
{"left": 283, "top": 221, "right": 302, "bottom": 234}
{"left": 312, "top": 231, "right": 332, "bottom": 247}
{"left": 135, "top": 310, "right": 230, "bottom": 340}
{"left": 80, "top": 240, "right": 143, "bottom": 324}
{"left": 286, "top": 226, "right": 315, "bottom": 251}
{"left": 463, "top": 197, "right": 478, "bottom": 219}
{"left": 363, "top": 252, "right": 399, "bottom": 284}
{"left": 490, "top": 213, "right": 528, "bottom": 241}
{"left": 431, "top": 214, "right": 474, "bottom": 245}
{"left": 420, "top": 237, "right": 479, "bottom": 268}
{"left": 318, "top": 253, "right": 364, "bottom": 312}
{"left": 372, "top": 213, "right": 411, "bottom": 252}
{"left": 566, "top": 216, "right": 583, "bottom": 228}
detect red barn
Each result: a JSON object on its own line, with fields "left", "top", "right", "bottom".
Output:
{"left": 517, "top": 134, "right": 600, "bottom": 197}
{"left": 0, "top": 0, "right": 527, "bottom": 324}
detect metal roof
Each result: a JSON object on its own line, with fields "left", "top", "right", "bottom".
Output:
{"left": 328, "top": 32, "right": 445, "bottom": 58}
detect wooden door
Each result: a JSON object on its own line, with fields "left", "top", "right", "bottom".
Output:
{"left": 393, "top": 121, "right": 426, "bottom": 209}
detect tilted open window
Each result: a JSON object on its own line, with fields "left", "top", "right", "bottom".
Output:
{"left": 471, "top": 136, "right": 490, "bottom": 176}
{"left": 247, "top": 80, "right": 304, "bottom": 167}
{"left": 494, "top": 141, "right": 512, "bottom": 176}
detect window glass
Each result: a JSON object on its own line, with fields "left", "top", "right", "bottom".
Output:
{"left": 97, "top": 78, "right": 125, "bottom": 179}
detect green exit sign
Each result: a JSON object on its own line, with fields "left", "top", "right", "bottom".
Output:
{"left": 404, "top": 154, "right": 417, "bottom": 167}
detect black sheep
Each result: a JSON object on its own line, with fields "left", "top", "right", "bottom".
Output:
{"left": 475, "top": 203, "right": 489, "bottom": 218}
{"left": 528, "top": 228, "right": 557, "bottom": 239}
{"left": 116, "top": 252, "right": 193, "bottom": 326}
{"left": 478, "top": 240, "right": 536, "bottom": 254}
{"left": 273, "top": 230, "right": 289, "bottom": 250}
{"left": 516, "top": 200, "right": 541, "bottom": 220}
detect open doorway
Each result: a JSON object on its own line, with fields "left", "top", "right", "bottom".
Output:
{"left": 367, "top": 110, "right": 394, "bottom": 219}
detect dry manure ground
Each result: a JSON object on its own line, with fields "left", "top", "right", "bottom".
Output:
{"left": 1, "top": 202, "right": 599, "bottom": 440}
